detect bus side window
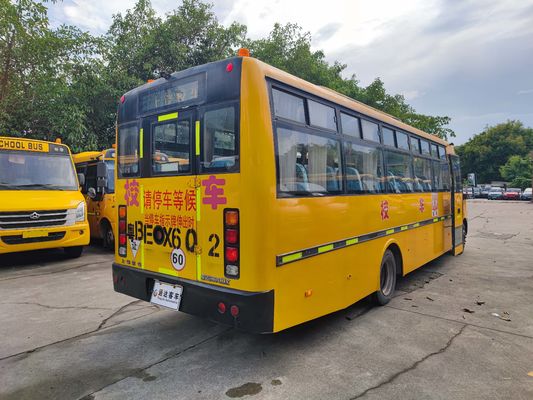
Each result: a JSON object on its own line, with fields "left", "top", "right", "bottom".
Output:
{"left": 413, "top": 157, "right": 433, "bottom": 192}
{"left": 344, "top": 141, "right": 383, "bottom": 194}
{"left": 277, "top": 127, "right": 342, "bottom": 195}
{"left": 201, "top": 105, "right": 238, "bottom": 172}
{"left": 384, "top": 151, "right": 414, "bottom": 193}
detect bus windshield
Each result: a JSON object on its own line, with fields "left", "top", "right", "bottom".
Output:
{"left": 0, "top": 152, "right": 78, "bottom": 191}
{"left": 105, "top": 159, "right": 115, "bottom": 193}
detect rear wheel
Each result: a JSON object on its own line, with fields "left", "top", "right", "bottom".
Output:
{"left": 64, "top": 246, "right": 83, "bottom": 258}
{"left": 373, "top": 249, "right": 397, "bottom": 306}
{"left": 101, "top": 221, "right": 114, "bottom": 251}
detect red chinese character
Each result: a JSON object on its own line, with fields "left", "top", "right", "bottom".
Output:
{"left": 154, "top": 190, "right": 162, "bottom": 210}
{"left": 381, "top": 200, "right": 389, "bottom": 220}
{"left": 171, "top": 215, "right": 177, "bottom": 227}
{"left": 202, "top": 175, "right": 227, "bottom": 210}
{"left": 419, "top": 198, "right": 425, "bottom": 213}
{"left": 124, "top": 179, "right": 139, "bottom": 207}
{"left": 144, "top": 190, "right": 152, "bottom": 209}
{"left": 154, "top": 214, "right": 160, "bottom": 225}
{"left": 177, "top": 215, "right": 183, "bottom": 228}
{"left": 185, "top": 189, "right": 196, "bottom": 211}
{"left": 163, "top": 190, "right": 172, "bottom": 210}
{"left": 173, "top": 190, "right": 184, "bottom": 211}
{"left": 145, "top": 213, "right": 154, "bottom": 224}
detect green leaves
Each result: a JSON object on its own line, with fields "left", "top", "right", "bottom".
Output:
{"left": 456, "top": 121, "right": 533, "bottom": 183}
{"left": 499, "top": 155, "right": 532, "bottom": 189}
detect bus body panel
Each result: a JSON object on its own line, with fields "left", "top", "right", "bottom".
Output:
{"left": 0, "top": 137, "right": 89, "bottom": 254}
{"left": 113, "top": 56, "right": 465, "bottom": 333}
{"left": 73, "top": 150, "right": 117, "bottom": 244}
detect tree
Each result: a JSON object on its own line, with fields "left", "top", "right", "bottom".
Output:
{"left": 499, "top": 155, "right": 532, "bottom": 189}
{"left": 456, "top": 121, "right": 533, "bottom": 183}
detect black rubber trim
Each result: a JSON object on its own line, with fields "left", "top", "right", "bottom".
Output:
{"left": 112, "top": 263, "right": 274, "bottom": 333}
{"left": 276, "top": 215, "right": 452, "bottom": 266}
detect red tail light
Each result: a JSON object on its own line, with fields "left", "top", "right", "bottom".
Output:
{"left": 225, "top": 229, "right": 238, "bottom": 244}
{"left": 118, "top": 205, "right": 127, "bottom": 257}
{"left": 230, "top": 305, "right": 239, "bottom": 317}
{"left": 225, "top": 247, "right": 238, "bottom": 263}
{"left": 224, "top": 209, "right": 240, "bottom": 279}
{"left": 217, "top": 302, "right": 226, "bottom": 314}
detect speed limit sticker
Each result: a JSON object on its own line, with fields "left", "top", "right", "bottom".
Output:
{"left": 171, "top": 248, "right": 186, "bottom": 271}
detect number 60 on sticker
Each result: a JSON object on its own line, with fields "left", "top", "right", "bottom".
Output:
{"left": 171, "top": 248, "right": 186, "bottom": 271}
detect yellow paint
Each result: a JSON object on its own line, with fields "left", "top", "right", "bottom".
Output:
{"left": 0, "top": 137, "right": 49, "bottom": 152}
{"left": 0, "top": 137, "right": 89, "bottom": 255}
{"left": 528, "top": 371, "right": 533, "bottom": 377}
{"left": 158, "top": 112, "right": 178, "bottom": 122}
{"left": 113, "top": 57, "right": 465, "bottom": 333}
{"left": 73, "top": 148, "right": 117, "bottom": 245}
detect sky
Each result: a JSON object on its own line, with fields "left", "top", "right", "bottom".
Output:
{"left": 47, "top": 0, "right": 533, "bottom": 144}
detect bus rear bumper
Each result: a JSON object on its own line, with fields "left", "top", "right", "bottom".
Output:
{"left": 112, "top": 263, "right": 274, "bottom": 334}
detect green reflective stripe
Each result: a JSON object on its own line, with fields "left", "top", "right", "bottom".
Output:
{"left": 282, "top": 252, "right": 303, "bottom": 264}
{"left": 195, "top": 121, "right": 200, "bottom": 156}
{"left": 318, "top": 244, "right": 334, "bottom": 253}
{"left": 158, "top": 112, "right": 178, "bottom": 122}
{"left": 139, "top": 128, "right": 144, "bottom": 158}
{"left": 277, "top": 215, "right": 452, "bottom": 267}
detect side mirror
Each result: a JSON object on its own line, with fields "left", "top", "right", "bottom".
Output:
{"left": 96, "top": 161, "right": 108, "bottom": 190}
{"left": 87, "top": 187, "right": 97, "bottom": 200}
{"left": 78, "top": 173, "right": 85, "bottom": 187}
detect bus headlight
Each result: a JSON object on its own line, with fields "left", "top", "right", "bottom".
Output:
{"left": 75, "top": 202, "right": 85, "bottom": 222}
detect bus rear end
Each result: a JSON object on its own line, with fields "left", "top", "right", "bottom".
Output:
{"left": 0, "top": 137, "right": 89, "bottom": 257}
{"left": 112, "top": 57, "right": 274, "bottom": 333}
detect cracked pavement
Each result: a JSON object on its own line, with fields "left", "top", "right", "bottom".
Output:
{"left": 1, "top": 200, "right": 532, "bottom": 400}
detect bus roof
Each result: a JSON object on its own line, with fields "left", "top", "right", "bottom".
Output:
{"left": 73, "top": 149, "right": 115, "bottom": 164}
{"left": 246, "top": 57, "right": 450, "bottom": 148}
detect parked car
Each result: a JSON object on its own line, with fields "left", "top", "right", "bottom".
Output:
{"left": 487, "top": 187, "right": 504, "bottom": 200}
{"left": 480, "top": 186, "right": 490, "bottom": 198}
{"left": 522, "top": 187, "right": 532, "bottom": 201}
{"left": 503, "top": 188, "right": 521, "bottom": 200}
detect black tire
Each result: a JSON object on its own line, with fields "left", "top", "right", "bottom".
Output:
{"left": 372, "top": 249, "right": 397, "bottom": 306}
{"left": 101, "top": 221, "right": 115, "bottom": 251}
{"left": 64, "top": 246, "right": 83, "bottom": 258}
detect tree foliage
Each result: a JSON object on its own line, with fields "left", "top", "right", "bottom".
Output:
{"left": 499, "top": 155, "right": 532, "bottom": 189}
{"left": 0, "top": 0, "right": 473, "bottom": 152}
{"left": 456, "top": 120, "right": 533, "bottom": 183}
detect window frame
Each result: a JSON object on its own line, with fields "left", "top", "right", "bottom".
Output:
{"left": 198, "top": 100, "right": 240, "bottom": 174}
{"left": 117, "top": 120, "right": 141, "bottom": 179}
{"left": 150, "top": 116, "right": 194, "bottom": 177}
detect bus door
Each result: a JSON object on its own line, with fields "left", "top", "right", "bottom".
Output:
{"left": 450, "top": 155, "right": 464, "bottom": 255}
{"left": 137, "top": 109, "right": 200, "bottom": 281}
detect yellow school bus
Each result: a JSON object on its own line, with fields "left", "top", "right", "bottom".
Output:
{"left": 73, "top": 148, "right": 116, "bottom": 249}
{"left": 0, "top": 137, "right": 89, "bottom": 257}
{"left": 112, "top": 51, "right": 467, "bottom": 333}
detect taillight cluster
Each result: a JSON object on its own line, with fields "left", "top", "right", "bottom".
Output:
{"left": 118, "top": 205, "right": 127, "bottom": 257}
{"left": 224, "top": 209, "right": 239, "bottom": 279}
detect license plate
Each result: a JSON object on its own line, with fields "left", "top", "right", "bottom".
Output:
{"left": 22, "top": 230, "right": 48, "bottom": 239}
{"left": 150, "top": 280, "right": 183, "bottom": 311}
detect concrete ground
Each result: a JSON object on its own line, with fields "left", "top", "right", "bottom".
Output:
{"left": 0, "top": 200, "right": 532, "bottom": 400}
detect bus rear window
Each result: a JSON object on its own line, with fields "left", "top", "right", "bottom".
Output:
{"left": 153, "top": 120, "right": 191, "bottom": 174}
{"left": 201, "top": 105, "right": 238, "bottom": 172}
{"left": 118, "top": 125, "right": 139, "bottom": 177}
